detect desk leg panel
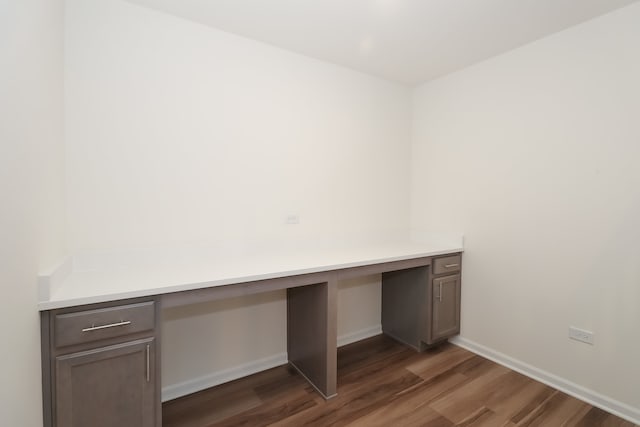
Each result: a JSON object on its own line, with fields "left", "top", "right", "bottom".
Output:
{"left": 287, "top": 280, "right": 337, "bottom": 399}
{"left": 41, "top": 311, "right": 53, "bottom": 427}
{"left": 382, "top": 266, "right": 429, "bottom": 352}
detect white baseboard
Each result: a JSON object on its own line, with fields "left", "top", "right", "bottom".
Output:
{"left": 450, "top": 336, "right": 640, "bottom": 425}
{"left": 338, "top": 325, "right": 382, "bottom": 347}
{"left": 162, "top": 325, "right": 383, "bottom": 402}
{"left": 162, "top": 352, "right": 288, "bottom": 402}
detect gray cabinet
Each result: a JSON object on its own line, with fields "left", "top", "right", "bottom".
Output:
{"left": 429, "top": 274, "right": 461, "bottom": 343}
{"left": 382, "top": 253, "right": 462, "bottom": 350}
{"left": 426, "top": 254, "right": 461, "bottom": 345}
{"left": 56, "top": 338, "right": 156, "bottom": 427}
{"left": 39, "top": 250, "right": 462, "bottom": 426}
{"left": 41, "top": 298, "right": 161, "bottom": 427}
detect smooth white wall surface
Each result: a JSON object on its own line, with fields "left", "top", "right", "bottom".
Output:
{"left": 0, "top": 0, "right": 66, "bottom": 425}
{"left": 411, "top": 3, "right": 640, "bottom": 412}
{"left": 65, "top": 0, "right": 411, "bottom": 252}
{"left": 162, "top": 291, "right": 287, "bottom": 388}
{"left": 65, "top": 0, "right": 410, "bottom": 392}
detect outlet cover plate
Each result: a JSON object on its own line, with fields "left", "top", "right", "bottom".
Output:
{"left": 569, "top": 326, "right": 594, "bottom": 345}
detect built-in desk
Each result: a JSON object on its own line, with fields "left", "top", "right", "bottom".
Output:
{"left": 38, "top": 240, "right": 463, "bottom": 427}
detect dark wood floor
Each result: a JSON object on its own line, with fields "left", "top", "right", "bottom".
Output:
{"left": 163, "top": 335, "right": 636, "bottom": 427}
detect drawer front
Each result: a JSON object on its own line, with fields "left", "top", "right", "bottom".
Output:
{"left": 433, "top": 254, "right": 461, "bottom": 275}
{"left": 55, "top": 301, "right": 155, "bottom": 348}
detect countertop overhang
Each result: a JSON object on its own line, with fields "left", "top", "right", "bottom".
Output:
{"left": 38, "top": 238, "right": 464, "bottom": 310}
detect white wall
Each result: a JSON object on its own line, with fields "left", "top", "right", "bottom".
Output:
{"left": 65, "top": 0, "right": 409, "bottom": 395}
{"left": 411, "top": 3, "right": 640, "bottom": 415}
{"left": 0, "top": 0, "right": 66, "bottom": 425}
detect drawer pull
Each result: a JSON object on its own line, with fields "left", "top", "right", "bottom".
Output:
{"left": 146, "top": 344, "right": 150, "bottom": 382}
{"left": 444, "top": 263, "right": 459, "bottom": 268}
{"left": 81, "top": 320, "right": 131, "bottom": 332}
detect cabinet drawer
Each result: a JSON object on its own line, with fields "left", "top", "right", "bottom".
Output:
{"left": 433, "top": 254, "right": 461, "bottom": 275}
{"left": 54, "top": 301, "right": 155, "bottom": 348}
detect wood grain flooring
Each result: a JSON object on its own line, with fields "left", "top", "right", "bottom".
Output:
{"left": 163, "top": 335, "right": 636, "bottom": 427}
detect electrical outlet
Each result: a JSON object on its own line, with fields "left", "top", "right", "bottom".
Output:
{"left": 285, "top": 214, "right": 300, "bottom": 225}
{"left": 568, "top": 326, "right": 594, "bottom": 345}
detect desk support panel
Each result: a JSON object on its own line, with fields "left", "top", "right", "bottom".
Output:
{"left": 382, "top": 266, "right": 429, "bottom": 352}
{"left": 287, "top": 278, "right": 338, "bottom": 399}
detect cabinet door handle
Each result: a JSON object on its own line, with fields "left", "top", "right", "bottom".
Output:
{"left": 444, "top": 263, "right": 459, "bottom": 268}
{"left": 146, "top": 344, "right": 150, "bottom": 382}
{"left": 81, "top": 320, "right": 131, "bottom": 332}
{"left": 437, "top": 283, "right": 443, "bottom": 302}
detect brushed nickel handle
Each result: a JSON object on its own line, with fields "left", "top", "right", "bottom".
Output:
{"left": 438, "top": 283, "right": 443, "bottom": 302}
{"left": 81, "top": 320, "right": 131, "bottom": 332}
{"left": 146, "top": 344, "right": 150, "bottom": 382}
{"left": 444, "top": 263, "right": 459, "bottom": 268}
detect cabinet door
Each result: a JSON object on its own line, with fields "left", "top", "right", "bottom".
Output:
{"left": 431, "top": 274, "right": 460, "bottom": 342}
{"left": 55, "top": 338, "right": 156, "bottom": 427}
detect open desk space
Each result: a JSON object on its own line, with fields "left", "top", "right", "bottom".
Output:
{"left": 39, "top": 238, "right": 463, "bottom": 426}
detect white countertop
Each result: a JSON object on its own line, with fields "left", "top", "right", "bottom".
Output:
{"left": 38, "top": 238, "right": 463, "bottom": 311}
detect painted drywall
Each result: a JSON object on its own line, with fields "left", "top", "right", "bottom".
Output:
{"left": 0, "top": 0, "right": 66, "bottom": 425}
{"left": 411, "top": 2, "right": 640, "bottom": 414}
{"left": 64, "top": 0, "right": 410, "bottom": 394}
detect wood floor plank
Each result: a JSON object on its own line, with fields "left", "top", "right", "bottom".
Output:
{"left": 406, "top": 343, "right": 475, "bottom": 380}
{"left": 452, "top": 354, "right": 505, "bottom": 380}
{"left": 162, "top": 377, "right": 264, "bottom": 427}
{"left": 252, "top": 365, "right": 313, "bottom": 400}
{"left": 575, "top": 407, "right": 638, "bottom": 427}
{"left": 516, "top": 390, "right": 591, "bottom": 427}
{"left": 509, "top": 383, "right": 558, "bottom": 424}
{"left": 348, "top": 403, "right": 453, "bottom": 427}
{"left": 162, "top": 335, "right": 638, "bottom": 427}
{"left": 429, "top": 363, "right": 511, "bottom": 423}
{"left": 207, "top": 386, "right": 317, "bottom": 427}
{"left": 487, "top": 376, "right": 552, "bottom": 421}
{"left": 337, "top": 333, "right": 407, "bottom": 372}
{"left": 456, "top": 406, "right": 503, "bottom": 426}
{"left": 270, "top": 365, "right": 424, "bottom": 427}
{"left": 342, "top": 372, "right": 468, "bottom": 427}
{"left": 162, "top": 387, "right": 261, "bottom": 427}
{"left": 337, "top": 342, "right": 422, "bottom": 389}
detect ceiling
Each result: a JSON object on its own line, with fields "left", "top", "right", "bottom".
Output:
{"left": 126, "top": 0, "right": 638, "bottom": 85}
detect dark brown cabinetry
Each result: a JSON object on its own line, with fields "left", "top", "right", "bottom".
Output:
{"left": 41, "top": 298, "right": 161, "bottom": 427}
